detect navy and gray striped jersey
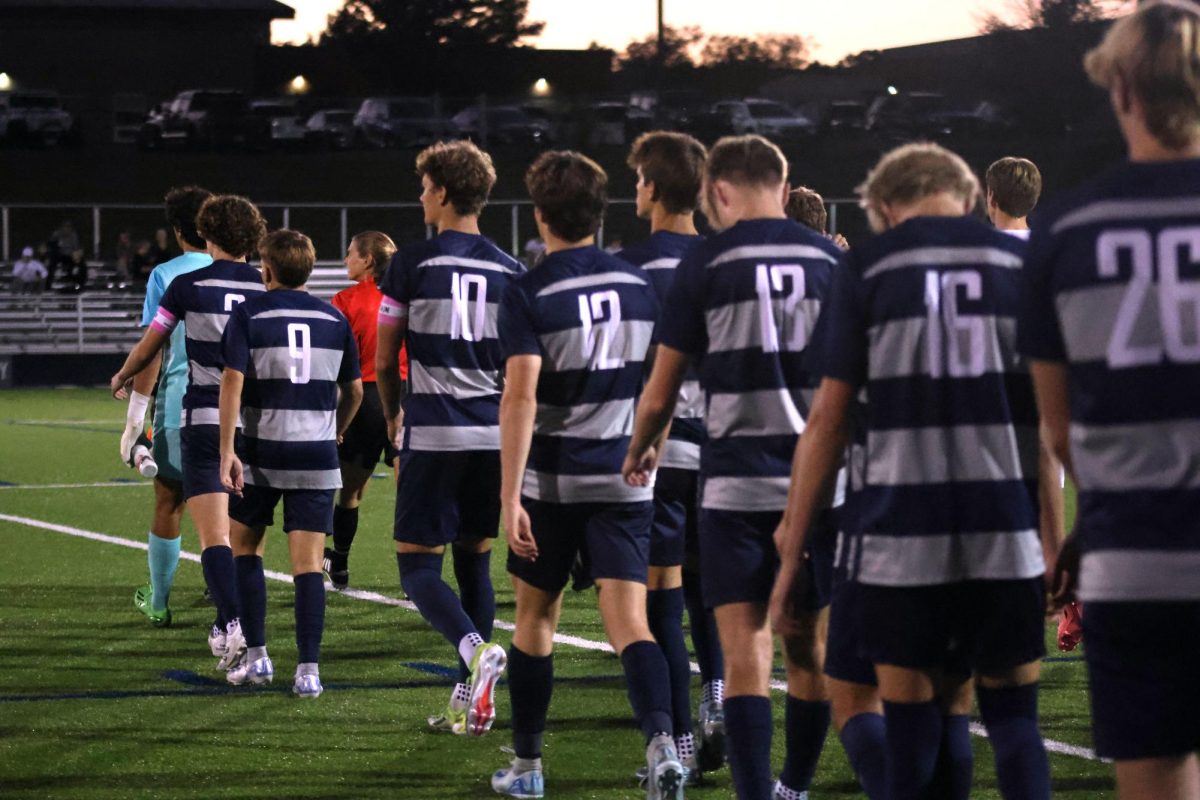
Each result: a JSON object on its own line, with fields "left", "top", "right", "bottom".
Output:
{"left": 657, "top": 218, "right": 840, "bottom": 513}
{"left": 812, "top": 215, "right": 1042, "bottom": 587}
{"left": 499, "top": 245, "right": 659, "bottom": 505}
{"left": 1019, "top": 160, "right": 1200, "bottom": 603}
{"left": 378, "top": 231, "right": 523, "bottom": 452}
{"left": 616, "top": 230, "right": 705, "bottom": 471}
{"left": 221, "top": 289, "right": 360, "bottom": 491}
{"left": 152, "top": 259, "right": 265, "bottom": 427}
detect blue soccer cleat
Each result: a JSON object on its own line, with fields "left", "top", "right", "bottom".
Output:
{"left": 492, "top": 759, "right": 544, "bottom": 798}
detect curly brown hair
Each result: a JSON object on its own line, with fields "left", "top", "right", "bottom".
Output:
{"left": 526, "top": 151, "right": 608, "bottom": 243}
{"left": 785, "top": 186, "right": 828, "bottom": 233}
{"left": 163, "top": 186, "right": 212, "bottom": 250}
{"left": 415, "top": 140, "right": 497, "bottom": 217}
{"left": 195, "top": 195, "right": 268, "bottom": 259}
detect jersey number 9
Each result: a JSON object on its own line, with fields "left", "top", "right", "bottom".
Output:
{"left": 287, "top": 322, "right": 311, "bottom": 385}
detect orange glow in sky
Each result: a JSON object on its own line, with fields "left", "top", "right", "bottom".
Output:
{"left": 274, "top": 0, "right": 1021, "bottom": 63}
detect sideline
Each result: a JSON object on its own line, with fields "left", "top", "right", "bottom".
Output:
{"left": 0, "top": 511, "right": 1104, "bottom": 763}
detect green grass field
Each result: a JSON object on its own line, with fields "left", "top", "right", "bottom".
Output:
{"left": 0, "top": 388, "right": 1115, "bottom": 799}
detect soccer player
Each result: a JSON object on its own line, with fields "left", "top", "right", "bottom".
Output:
{"left": 111, "top": 194, "right": 268, "bottom": 670}
{"left": 324, "top": 230, "right": 406, "bottom": 590}
{"left": 769, "top": 142, "right": 1058, "bottom": 800}
{"left": 617, "top": 130, "right": 716, "bottom": 781}
{"left": 375, "top": 140, "right": 516, "bottom": 735}
{"left": 1021, "top": 4, "right": 1200, "bottom": 796}
{"left": 984, "top": 157, "right": 1042, "bottom": 239}
{"left": 786, "top": 186, "right": 849, "bottom": 250}
{"left": 218, "top": 229, "right": 363, "bottom": 698}
{"left": 492, "top": 150, "right": 682, "bottom": 800}
{"left": 118, "top": 185, "right": 213, "bottom": 627}
{"left": 625, "top": 135, "right": 840, "bottom": 800}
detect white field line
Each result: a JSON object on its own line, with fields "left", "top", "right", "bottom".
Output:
{"left": 0, "top": 481, "right": 150, "bottom": 490}
{"left": 0, "top": 511, "right": 1105, "bottom": 763}
{"left": 6, "top": 419, "right": 123, "bottom": 426}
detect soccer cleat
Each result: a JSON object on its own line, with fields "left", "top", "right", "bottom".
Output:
{"left": 133, "top": 584, "right": 171, "bottom": 627}
{"left": 293, "top": 672, "right": 323, "bottom": 699}
{"left": 466, "top": 643, "right": 507, "bottom": 736}
{"left": 216, "top": 619, "right": 246, "bottom": 671}
{"left": 636, "top": 760, "right": 700, "bottom": 788}
{"left": 226, "top": 654, "right": 274, "bottom": 686}
{"left": 427, "top": 705, "right": 468, "bottom": 735}
{"left": 491, "top": 759, "right": 544, "bottom": 798}
{"left": 1057, "top": 602, "right": 1084, "bottom": 652}
{"left": 322, "top": 547, "right": 349, "bottom": 591}
{"left": 646, "top": 735, "right": 685, "bottom": 800}
{"left": 697, "top": 699, "right": 726, "bottom": 772}
{"left": 207, "top": 624, "right": 226, "bottom": 657}
{"left": 772, "top": 781, "right": 809, "bottom": 800}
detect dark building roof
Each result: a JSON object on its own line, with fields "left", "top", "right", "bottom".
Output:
{"left": 0, "top": 0, "right": 293, "bottom": 15}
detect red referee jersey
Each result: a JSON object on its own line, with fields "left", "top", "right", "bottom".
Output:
{"left": 332, "top": 276, "right": 407, "bottom": 382}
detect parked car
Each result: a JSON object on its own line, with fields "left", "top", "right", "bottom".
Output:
{"left": 137, "top": 89, "right": 269, "bottom": 151}
{"left": 823, "top": 100, "right": 868, "bottom": 134}
{"left": 865, "top": 91, "right": 947, "bottom": 136}
{"left": 353, "top": 97, "right": 442, "bottom": 148}
{"left": 0, "top": 91, "right": 79, "bottom": 146}
{"left": 451, "top": 105, "right": 550, "bottom": 145}
{"left": 709, "top": 99, "right": 816, "bottom": 140}
{"left": 111, "top": 93, "right": 147, "bottom": 144}
{"left": 249, "top": 99, "right": 307, "bottom": 147}
{"left": 582, "top": 102, "right": 638, "bottom": 147}
{"left": 304, "top": 109, "right": 356, "bottom": 149}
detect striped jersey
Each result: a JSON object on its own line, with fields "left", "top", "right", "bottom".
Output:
{"left": 331, "top": 275, "right": 407, "bottom": 383}
{"left": 498, "top": 245, "right": 658, "bottom": 505}
{"left": 151, "top": 259, "right": 265, "bottom": 427}
{"left": 812, "top": 215, "right": 1041, "bottom": 587}
{"left": 378, "top": 231, "right": 523, "bottom": 452}
{"left": 657, "top": 218, "right": 840, "bottom": 513}
{"left": 617, "top": 231, "right": 705, "bottom": 471}
{"left": 140, "top": 251, "right": 212, "bottom": 431}
{"left": 1019, "top": 159, "right": 1200, "bottom": 602}
{"left": 221, "top": 289, "right": 360, "bottom": 490}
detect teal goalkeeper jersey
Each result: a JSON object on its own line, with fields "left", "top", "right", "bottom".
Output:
{"left": 139, "top": 251, "right": 213, "bottom": 431}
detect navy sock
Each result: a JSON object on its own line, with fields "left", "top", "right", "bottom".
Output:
{"left": 453, "top": 548, "right": 495, "bottom": 681}
{"left": 397, "top": 552, "right": 478, "bottom": 663}
{"left": 682, "top": 569, "right": 723, "bottom": 686}
{"left": 977, "top": 684, "right": 1049, "bottom": 800}
{"left": 725, "top": 695, "right": 774, "bottom": 800}
{"left": 840, "top": 712, "right": 888, "bottom": 800}
{"left": 234, "top": 555, "right": 267, "bottom": 648}
{"left": 200, "top": 545, "right": 240, "bottom": 625}
{"left": 508, "top": 645, "right": 553, "bottom": 759}
{"left": 293, "top": 572, "right": 325, "bottom": 664}
{"left": 619, "top": 639, "right": 674, "bottom": 742}
{"left": 930, "top": 713, "right": 973, "bottom": 800}
{"left": 647, "top": 588, "right": 693, "bottom": 736}
{"left": 883, "top": 700, "right": 943, "bottom": 800}
{"left": 331, "top": 505, "right": 358, "bottom": 555}
{"left": 779, "top": 696, "right": 832, "bottom": 791}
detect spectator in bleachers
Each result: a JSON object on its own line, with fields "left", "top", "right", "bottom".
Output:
{"left": 46, "top": 220, "right": 81, "bottom": 289}
{"left": 12, "top": 246, "right": 48, "bottom": 294}
{"left": 131, "top": 240, "right": 156, "bottom": 284}
{"left": 115, "top": 230, "right": 134, "bottom": 283}
{"left": 152, "top": 228, "right": 172, "bottom": 266}
{"left": 64, "top": 249, "right": 88, "bottom": 293}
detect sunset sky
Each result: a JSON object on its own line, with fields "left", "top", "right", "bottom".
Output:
{"left": 272, "top": 0, "right": 1030, "bottom": 64}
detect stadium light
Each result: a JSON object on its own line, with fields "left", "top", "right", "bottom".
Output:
{"left": 533, "top": 78, "right": 550, "bottom": 96}
{"left": 289, "top": 74, "right": 310, "bottom": 95}
{"left": 887, "top": 85, "right": 899, "bottom": 96}
{"left": 0, "top": 72, "right": 12, "bottom": 91}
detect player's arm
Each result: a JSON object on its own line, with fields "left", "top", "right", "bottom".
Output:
{"left": 117, "top": 349, "right": 163, "bottom": 464}
{"left": 336, "top": 378, "right": 364, "bottom": 444}
{"left": 768, "top": 377, "right": 853, "bottom": 636}
{"left": 623, "top": 345, "right": 689, "bottom": 486}
{"left": 111, "top": 325, "right": 169, "bottom": 399}
{"left": 500, "top": 355, "right": 541, "bottom": 562}
{"left": 1029, "top": 359, "right": 1079, "bottom": 604}
{"left": 375, "top": 297, "right": 408, "bottom": 448}
{"left": 217, "top": 367, "right": 245, "bottom": 496}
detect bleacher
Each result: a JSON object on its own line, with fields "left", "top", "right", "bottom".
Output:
{"left": 0, "top": 262, "right": 353, "bottom": 355}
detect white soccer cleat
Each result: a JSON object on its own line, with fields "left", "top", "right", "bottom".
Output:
{"left": 293, "top": 672, "right": 323, "bottom": 699}
{"left": 207, "top": 624, "right": 226, "bottom": 658}
{"left": 646, "top": 734, "right": 685, "bottom": 800}
{"left": 491, "top": 758, "right": 544, "bottom": 798}
{"left": 216, "top": 619, "right": 246, "bottom": 671}
{"left": 226, "top": 654, "right": 274, "bottom": 686}
{"left": 467, "top": 643, "right": 507, "bottom": 736}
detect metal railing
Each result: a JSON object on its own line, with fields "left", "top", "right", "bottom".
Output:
{"left": 0, "top": 198, "right": 857, "bottom": 264}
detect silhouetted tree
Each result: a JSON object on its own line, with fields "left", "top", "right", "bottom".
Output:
{"left": 322, "top": 0, "right": 544, "bottom": 49}
{"left": 700, "top": 34, "right": 811, "bottom": 69}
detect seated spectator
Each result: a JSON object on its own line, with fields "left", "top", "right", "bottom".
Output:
{"left": 12, "top": 246, "right": 48, "bottom": 294}
{"left": 114, "top": 230, "right": 133, "bottom": 282}
{"left": 152, "top": 227, "right": 172, "bottom": 266}
{"left": 130, "top": 240, "right": 155, "bottom": 284}
{"left": 64, "top": 249, "right": 88, "bottom": 293}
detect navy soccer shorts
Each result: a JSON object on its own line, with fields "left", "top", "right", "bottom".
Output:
{"left": 181, "top": 424, "right": 228, "bottom": 500}
{"left": 650, "top": 467, "right": 697, "bottom": 568}
{"left": 229, "top": 483, "right": 336, "bottom": 535}
{"left": 393, "top": 449, "right": 500, "bottom": 547}
{"left": 856, "top": 577, "right": 1046, "bottom": 675}
{"left": 338, "top": 382, "right": 397, "bottom": 469}
{"left": 1083, "top": 600, "right": 1200, "bottom": 760}
{"left": 697, "top": 506, "right": 836, "bottom": 609}
{"left": 823, "top": 567, "right": 878, "bottom": 687}
{"left": 508, "top": 498, "right": 653, "bottom": 594}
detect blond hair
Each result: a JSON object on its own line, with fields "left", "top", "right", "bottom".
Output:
{"left": 856, "top": 142, "right": 979, "bottom": 220}
{"left": 351, "top": 230, "right": 396, "bottom": 279}
{"left": 1085, "top": 2, "right": 1200, "bottom": 150}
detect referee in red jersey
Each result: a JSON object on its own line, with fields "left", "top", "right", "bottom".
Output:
{"left": 324, "top": 231, "right": 407, "bottom": 589}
